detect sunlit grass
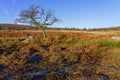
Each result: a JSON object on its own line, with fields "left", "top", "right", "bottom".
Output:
{"left": 61, "top": 40, "right": 76, "bottom": 45}
{"left": 112, "top": 52, "right": 120, "bottom": 59}
{"left": 60, "top": 40, "right": 88, "bottom": 46}
{"left": 0, "top": 30, "right": 120, "bottom": 79}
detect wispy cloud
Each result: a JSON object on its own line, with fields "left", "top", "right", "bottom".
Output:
{"left": 3, "top": 9, "right": 10, "bottom": 15}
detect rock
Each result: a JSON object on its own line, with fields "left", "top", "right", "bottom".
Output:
{"left": 97, "top": 74, "right": 109, "bottom": 80}
{"left": 25, "top": 71, "right": 48, "bottom": 78}
{"left": 56, "top": 72, "right": 68, "bottom": 77}
{"left": 4, "top": 74, "right": 13, "bottom": 79}
{"left": 35, "top": 71, "right": 48, "bottom": 78}
{"left": 63, "top": 64, "right": 71, "bottom": 67}
{"left": 22, "top": 36, "right": 33, "bottom": 43}
{"left": 83, "top": 73, "right": 92, "bottom": 78}
{"left": 28, "top": 55, "right": 42, "bottom": 63}
{"left": 0, "top": 65, "right": 6, "bottom": 72}
{"left": 111, "top": 36, "right": 120, "bottom": 40}
{"left": 25, "top": 72, "right": 33, "bottom": 77}
{"left": 30, "top": 48, "right": 38, "bottom": 54}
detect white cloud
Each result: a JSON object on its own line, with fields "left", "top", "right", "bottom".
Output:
{"left": 2, "top": 7, "right": 15, "bottom": 16}
{"left": 3, "top": 9, "right": 10, "bottom": 15}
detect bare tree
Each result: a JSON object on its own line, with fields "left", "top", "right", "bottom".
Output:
{"left": 15, "top": 5, "right": 59, "bottom": 38}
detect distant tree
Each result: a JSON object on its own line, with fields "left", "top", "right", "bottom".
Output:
{"left": 82, "top": 28, "right": 87, "bottom": 30}
{"left": 15, "top": 5, "right": 60, "bottom": 38}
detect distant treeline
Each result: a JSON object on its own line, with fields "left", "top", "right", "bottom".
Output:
{"left": 91, "top": 26, "right": 120, "bottom": 31}
{"left": 0, "top": 24, "right": 82, "bottom": 30}
{"left": 0, "top": 24, "right": 120, "bottom": 31}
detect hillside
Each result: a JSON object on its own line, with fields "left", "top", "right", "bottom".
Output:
{"left": 0, "top": 29, "right": 120, "bottom": 79}
{"left": 0, "top": 24, "right": 35, "bottom": 30}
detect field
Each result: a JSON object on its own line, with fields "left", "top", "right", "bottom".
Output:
{"left": 0, "top": 30, "right": 120, "bottom": 80}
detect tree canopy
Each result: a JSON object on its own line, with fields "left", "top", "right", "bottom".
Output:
{"left": 15, "top": 5, "right": 60, "bottom": 38}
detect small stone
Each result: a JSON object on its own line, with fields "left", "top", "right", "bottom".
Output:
{"left": 30, "top": 48, "right": 38, "bottom": 54}
{"left": 63, "top": 64, "right": 71, "bottom": 67}
{"left": 111, "top": 36, "right": 120, "bottom": 40}
{"left": 0, "top": 65, "right": 6, "bottom": 72}
{"left": 56, "top": 72, "right": 68, "bottom": 77}
{"left": 4, "top": 74, "right": 13, "bottom": 79}
{"left": 25, "top": 73, "right": 33, "bottom": 77}
{"left": 22, "top": 36, "right": 33, "bottom": 43}
{"left": 28, "top": 55, "right": 42, "bottom": 62}
{"left": 83, "top": 73, "right": 92, "bottom": 78}
{"left": 97, "top": 74, "right": 109, "bottom": 80}
{"left": 25, "top": 71, "right": 48, "bottom": 78}
{"left": 35, "top": 71, "right": 48, "bottom": 78}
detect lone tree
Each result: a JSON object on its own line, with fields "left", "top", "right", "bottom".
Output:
{"left": 15, "top": 5, "right": 59, "bottom": 38}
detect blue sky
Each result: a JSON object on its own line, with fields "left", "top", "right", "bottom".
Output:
{"left": 0, "top": 0, "right": 120, "bottom": 28}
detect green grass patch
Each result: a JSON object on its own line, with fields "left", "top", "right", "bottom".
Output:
{"left": 99, "top": 40, "right": 120, "bottom": 48}
{"left": 0, "top": 39, "right": 13, "bottom": 48}
{"left": 111, "top": 52, "right": 120, "bottom": 59}
{"left": 60, "top": 40, "right": 88, "bottom": 46}
{"left": 61, "top": 40, "right": 76, "bottom": 45}
{"left": 77, "top": 40, "right": 87, "bottom": 46}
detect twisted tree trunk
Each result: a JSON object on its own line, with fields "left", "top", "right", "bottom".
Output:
{"left": 31, "top": 19, "right": 47, "bottom": 38}
{"left": 41, "top": 28, "right": 46, "bottom": 38}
